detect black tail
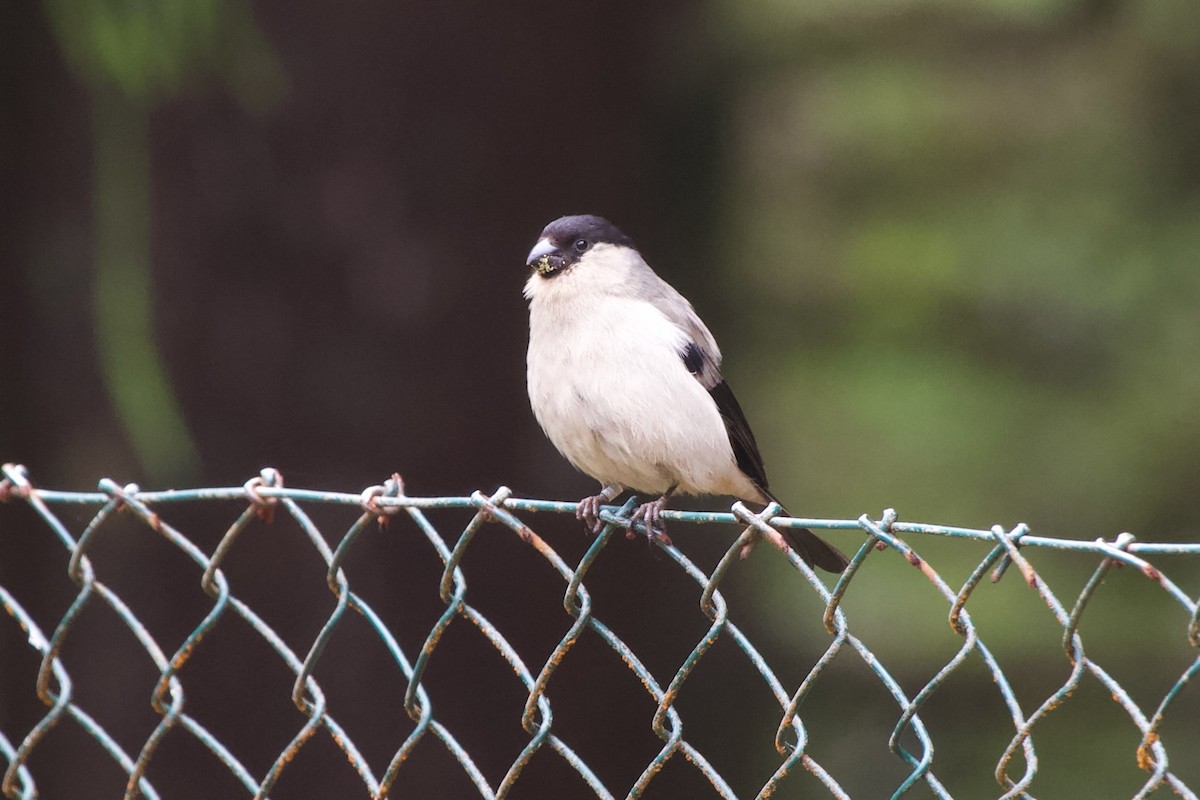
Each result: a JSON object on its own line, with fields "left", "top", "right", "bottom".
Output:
{"left": 782, "top": 526, "right": 850, "bottom": 574}
{"left": 758, "top": 488, "right": 849, "bottom": 574}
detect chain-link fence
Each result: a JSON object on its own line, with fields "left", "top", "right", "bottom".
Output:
{"left": 1, "top": 462, "right": 1198, "bottom": 799}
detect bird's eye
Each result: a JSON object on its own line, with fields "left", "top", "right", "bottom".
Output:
{"left": 573, "top": 239, "right": 589, "bottom": 253}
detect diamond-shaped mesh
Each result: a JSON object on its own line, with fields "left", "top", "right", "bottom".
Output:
{"left": 1, "top": 462, "right": 1198, "bottom": 799}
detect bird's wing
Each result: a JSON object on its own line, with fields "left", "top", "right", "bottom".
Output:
{"left": 634, "top": 270, "right": 723, "bottom": 382}
{"left": 634, "top": 260, "right": 770, "bottom": 489}
{"left": 682, "top": 340, "right": 771, "bottom": 491}
{"left": 710, "top": 378, "right": 770, "bottom": 492}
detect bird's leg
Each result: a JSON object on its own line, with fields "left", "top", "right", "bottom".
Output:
{"left": 630, "top": 485, "right": 676, "bottom": 545}
{"left": 577, "top": 484, "right": 621, "bottom": 534}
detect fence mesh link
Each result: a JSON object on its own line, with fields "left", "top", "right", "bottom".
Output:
{"left": 1, "top": 462, "right": 1198, "bottom": 799}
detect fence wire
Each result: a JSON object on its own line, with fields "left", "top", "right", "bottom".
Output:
{"left": 1, "top": 462, "right": 1198, "bottom": 799}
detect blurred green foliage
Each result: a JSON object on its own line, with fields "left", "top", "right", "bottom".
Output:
{"left": 43, "top": 0, "right": 279, "bottom": 104}
{"left": 708, "top": 0, "right": 1200, "bottom": 540}
{"left": 42, "top": 0, "right": 282, "bottom": 480}
{"left": 691, "top": 2, "right": 1200, "bottom": 793}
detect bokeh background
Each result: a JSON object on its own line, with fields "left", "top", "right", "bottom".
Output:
{"left": 3, "top": 0, "right": 1199, "bottom": 797}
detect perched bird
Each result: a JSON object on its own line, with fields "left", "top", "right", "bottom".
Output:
{"left": 523, "top": 214, "right": 848, "bottom": 574}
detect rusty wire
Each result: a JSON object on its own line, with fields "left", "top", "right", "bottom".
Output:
{"left": 1, "top": 462, "right": 1198, "bottom": 799}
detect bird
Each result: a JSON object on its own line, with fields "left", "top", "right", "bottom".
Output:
{"left": 522, "top": 214, "right": 849, "bottom": 574}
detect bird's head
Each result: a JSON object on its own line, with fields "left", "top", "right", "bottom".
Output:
{"left": 525, "top": 214, "right": 635, "bottom": 279}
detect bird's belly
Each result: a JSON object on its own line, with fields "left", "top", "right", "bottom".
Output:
{"left": 528, "top": 316, "right": 740, "bottom": 496}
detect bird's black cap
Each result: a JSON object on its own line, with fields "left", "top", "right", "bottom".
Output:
{"left": 539, "top": 215, "right": 634, "bottom": 250}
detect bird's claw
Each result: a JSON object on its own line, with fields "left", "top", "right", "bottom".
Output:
{"left": 629, "top": 496, "right": 672, "bottom": 546}
{"left": 576, "top": 494, "right": 607, "bottom": 534}
{"left": 578, "top": 492, "right": 673, "bottom": 546}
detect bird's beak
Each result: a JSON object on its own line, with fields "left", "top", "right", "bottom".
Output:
{"left": 526, "top": 238, "right": 562, "bottom": 276}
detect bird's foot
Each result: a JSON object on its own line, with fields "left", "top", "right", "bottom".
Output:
{"left": 577, "top": 485, "right": 622, "bottom": 534}
{"left": 576, "top": 494, "right": 608, "bottom": 534}
{"left": 629, "top": 494, "right": 672, "bottom": 546}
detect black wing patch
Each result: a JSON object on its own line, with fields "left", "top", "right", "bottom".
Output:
{"left": 677, "top": 339, "right": 769, "bottom": 489}
{"left": 682, "top": 341, "right": 704, "bottom": 375}
{"left": 707, "top": 380, "right": 770, "bottom": 490}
